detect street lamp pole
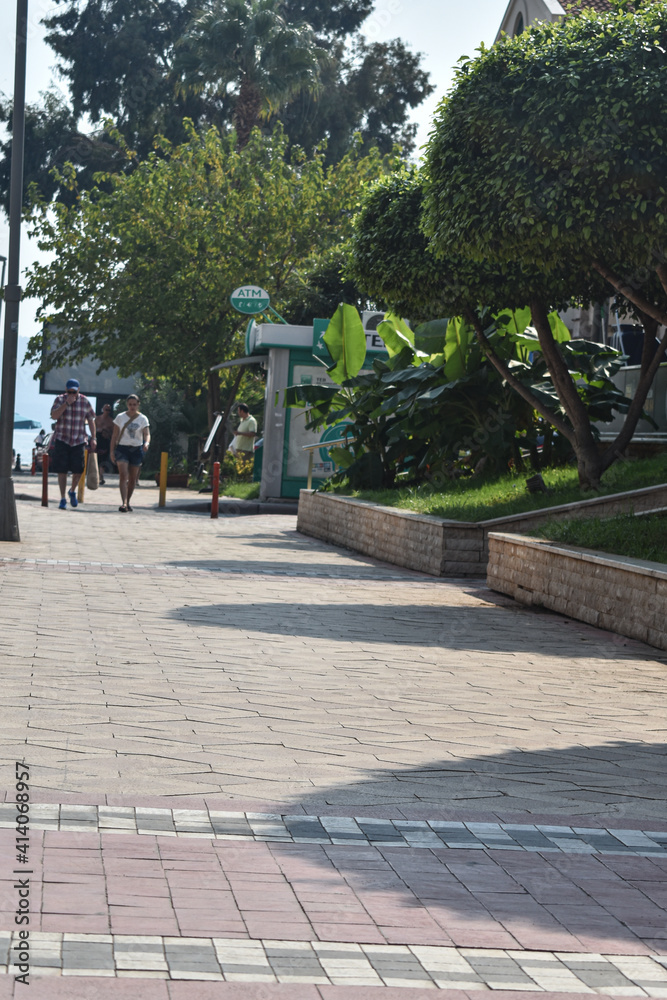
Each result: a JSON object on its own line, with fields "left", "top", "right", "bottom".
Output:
{"left": 0, "top": 0, "right": 28, "bottom": 542}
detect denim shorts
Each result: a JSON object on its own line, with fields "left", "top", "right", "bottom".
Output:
{"left": 115, "top": 445, "right": 144, "bottom": 467}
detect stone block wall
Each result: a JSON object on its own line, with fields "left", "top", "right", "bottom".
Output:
{"left": 296, "top": 492, "right": 484, "bottom": 576}
{"left": 297, "top": 482, "right": 667, "bottom": 579}
{"left": 487, "top": 531, "right": 667, "bottom": 650}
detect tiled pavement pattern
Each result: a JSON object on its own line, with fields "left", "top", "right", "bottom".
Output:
{"left": 2, "top": 930, "right": 667, "bottom": 992}
{"left": 1, "top": 500, "right": 666, "bottom": 815}
{"left": 1, "top": 804, "right": 666, "bottom": 855}
{"left": 0, "top": 494, "right": 665, "bottom": 997}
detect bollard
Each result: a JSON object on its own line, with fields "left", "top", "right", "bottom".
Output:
{"left": 158, "top": 451, "right": 168, "bottom": 508}
{"left": 77, "top": 449, "right": 88, "bottom": 504}
{"left": 31, "top": 448, "right": 36, "bottom": 475}
{"left": 211, "top": 461, "right": 220, "bottom": 519}
{"left": 41, "top": 454, "right": 49, "bottom": 507}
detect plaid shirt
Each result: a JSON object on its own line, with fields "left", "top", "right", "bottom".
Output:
{"left": 51, "top": 393, "right": 96, "bottom": 446}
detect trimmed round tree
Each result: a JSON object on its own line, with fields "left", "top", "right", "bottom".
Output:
{"left": 424, "top": 2, "right": 667, "bottom": 487}
{"left": 348, "top": 170, "right": 622, "bottom": 478}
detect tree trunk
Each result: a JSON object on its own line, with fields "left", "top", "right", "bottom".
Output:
{"left": 529, "top": 298, "right": 605, "bottom": 489}
{"left": 207, "top": 370, "right": 221, "bottom": 431}
{"left": 233, "top": 77, "right": 263, "bottom": 148}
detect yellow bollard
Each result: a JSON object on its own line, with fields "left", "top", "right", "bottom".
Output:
{"left": 77, "top": 449, "right": 88, "bottom": 504}
{"left": 158, "top": 451, "right": 168, "bottom": 508}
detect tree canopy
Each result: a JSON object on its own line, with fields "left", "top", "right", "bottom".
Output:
{"left": 416, "top": 2, "right": 667, "bottom": 488}
{"left": 0, "top": 0, "right": 431, "bottom": 209}
{"left": 175, "top": 0, "right": 328, "bottom": 147}
{"left": 25, "top": 124, "right": 391, "bottom": 424}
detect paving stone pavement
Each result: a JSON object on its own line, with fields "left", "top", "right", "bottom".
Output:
{"left": 0, "top": 493, "right": 665, "bottom": 997}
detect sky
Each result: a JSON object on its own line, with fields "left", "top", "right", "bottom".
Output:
{"left": 0, "top": 0, "right": 510, "bottom": 431}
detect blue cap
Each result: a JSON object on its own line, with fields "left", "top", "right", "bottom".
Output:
{"left": 66, "top": 379, "right": 80, "bottom": 390}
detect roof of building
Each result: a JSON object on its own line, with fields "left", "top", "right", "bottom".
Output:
{"left": 564, "top": 0, "right": 613, "bottom": 13}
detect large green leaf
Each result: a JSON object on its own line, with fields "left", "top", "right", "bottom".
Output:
{"left": 548, "top": 311, "right": 571, "bottom": 343}
{"left": 414, "top": 318, "right": 449, "bottom": 355}
{"left": 495, "top": 306, "right": 531, "bottom": 334}
{"left": 377, "top": 312, "right": 414, "bottom": 357}
{"left": 444, "top": 315, "right": 473, "bottom": 380}
{"left": 323, "top": 304, "right": 367, "bottom": 384}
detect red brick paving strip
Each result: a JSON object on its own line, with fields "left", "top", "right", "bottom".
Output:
{"left": 2, "top": 828, "right": 666, "bottom": 954}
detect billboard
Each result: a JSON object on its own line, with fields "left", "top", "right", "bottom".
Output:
{"left": 39, "top": 329, "right": 139, "bottom": 396}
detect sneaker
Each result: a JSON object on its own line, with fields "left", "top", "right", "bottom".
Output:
{"left": 59, "top": 498, "right": 67, "bottom": 510}
{"left": 68, "top": 489, "right": 78, "bottom": 508}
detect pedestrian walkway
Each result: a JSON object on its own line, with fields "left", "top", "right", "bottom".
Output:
{"left": 0, "top": 498, "right": 665, "bottom": 998}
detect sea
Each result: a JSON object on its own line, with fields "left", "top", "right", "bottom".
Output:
{"left": 12, "top": 427, "right": 48, "bottom": 471}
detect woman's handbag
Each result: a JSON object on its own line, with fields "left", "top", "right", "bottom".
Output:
{"left": 86, "top": 450, "right": 100, "bottom": 490}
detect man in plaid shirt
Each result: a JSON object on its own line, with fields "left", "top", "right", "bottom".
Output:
{"left": 50, "top": 378, "right": 97, "bottom": 509}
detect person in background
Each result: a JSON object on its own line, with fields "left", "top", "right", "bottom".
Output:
{"left": 109, "top": 394, "right": 150, "bottom": 512}
{"left": 95, "top": 404, "right": 115, "bottom": 485}
{"left": 50, "top": 379, "right": 97, "bottom": 509}
{"left": 229, "top": 403, "right": 257, "bottom": 457}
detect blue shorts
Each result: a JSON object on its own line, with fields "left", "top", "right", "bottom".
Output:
{"left": 115, "top": 445, "right": 144, "bottom": 467}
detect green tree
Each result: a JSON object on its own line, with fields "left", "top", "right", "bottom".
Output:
{"left": 25, "top": 124, "right": 390, "bottom": 427}
{"left": 348, "top": 170, "right": 636, "bottom": 489}
{"left": 422, "top": 3, "right": 667, "bottom": 488}
{"left": 175, "top": 0, "right": 328, "bottom": 148}
{"left": 279, "top": 38, "right": 433, "bottom": 163}
{"left": 0, "top": 0, "right": 430, "bottom": 209}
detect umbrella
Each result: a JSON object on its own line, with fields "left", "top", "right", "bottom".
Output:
{"left": 14, "top": 413, "right": 41, "bottom": 429}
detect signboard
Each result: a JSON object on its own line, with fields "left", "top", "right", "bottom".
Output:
{"left": 230, "top": 285, "right": 271, "bottom": 315}
{"left": 312, "top": 318, "right": 330, "bottom": 360}
{"left": 40, "top": 329, "right": 138, "bottom": 396}
{"left": 286, "top": 365, "right": 339, "bottom": 479}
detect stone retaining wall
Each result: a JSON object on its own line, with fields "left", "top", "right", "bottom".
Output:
{"left": 487, "top": 531, "right": 667, "bottom": 651}
{"left": 297, "top": 483, "right": 667, "bottom": 577}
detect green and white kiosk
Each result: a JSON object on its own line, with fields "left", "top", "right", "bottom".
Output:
{"left": 246, "top": 318, "right": 387, "bottom": 501}
{"left": 218, "top": 287, "right": 387, "bottom": 501}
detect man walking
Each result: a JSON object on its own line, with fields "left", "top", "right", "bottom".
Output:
{"left": 229, "top": 403, "right": 257, "bottom": 457}
{"left": 50, "top": 379, "right": 97, "bottom": 509}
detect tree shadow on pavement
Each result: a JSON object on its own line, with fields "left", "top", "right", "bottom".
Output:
{"left": 168, "top": 598, "right": 657, "bottom": 657}
{"left": 282, "top": 741, "right": 667, "bottom": 822}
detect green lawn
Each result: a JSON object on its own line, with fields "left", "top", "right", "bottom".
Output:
{"left": 220, "top": 481, "right": 260, "bottom": 500}
{"left": 342, "top": 455, "right": 667, "bottom": 523}
{"left": 532, "top": 512, "right": 667, "bottom": 564}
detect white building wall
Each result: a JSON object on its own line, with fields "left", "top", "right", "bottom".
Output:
{"left": 496, "top": 0, "right": 565, "bottom": 40}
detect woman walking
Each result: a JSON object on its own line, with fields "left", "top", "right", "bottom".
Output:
{"left": 109, "top": 395, "right": 150, "bottom": 512}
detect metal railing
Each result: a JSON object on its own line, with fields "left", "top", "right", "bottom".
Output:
{"left": 301, "top": 437, "right": 354, "bottom": 489}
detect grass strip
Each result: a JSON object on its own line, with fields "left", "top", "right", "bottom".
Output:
{"left": 342, "top": 455, "right": 667, "bottom": 523}
{"left": 532, "top": 511, "right": 667, "bottom": 564}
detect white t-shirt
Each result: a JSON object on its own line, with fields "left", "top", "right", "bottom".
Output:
{"left": 114, "top": 411, "right": 150, "bottom": 447}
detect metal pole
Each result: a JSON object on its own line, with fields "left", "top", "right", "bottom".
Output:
{"left": 158, "top": 452, "right": 168, "bottom": 508}
{"left": 77, "top": 449, "right": 88, "bottom": 504}
{"left": 41, "top": 453, "right": 48, "bottom": 506}
{"left": 211, "top": 461, "right": 220, "bottom": 518}
{"left": 0, "top": 0, "right": 28, "bottom": 542}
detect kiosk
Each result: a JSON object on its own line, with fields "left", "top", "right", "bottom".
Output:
{"left": 218, "top": 318, "right": 388, "bottom": 501}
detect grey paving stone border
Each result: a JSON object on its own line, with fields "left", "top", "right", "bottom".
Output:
{"left": 1, "top": 931, "right": 666, "bottom": 991}
{"left": 2, "top": 805, "right": 666, "bottom": 856}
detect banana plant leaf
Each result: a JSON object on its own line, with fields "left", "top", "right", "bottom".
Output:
{"left": 323, "top": 304, "right": 367, "bottom": 383}
{"left": 444, "top": 315, "right": 474, "bottom": 380}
